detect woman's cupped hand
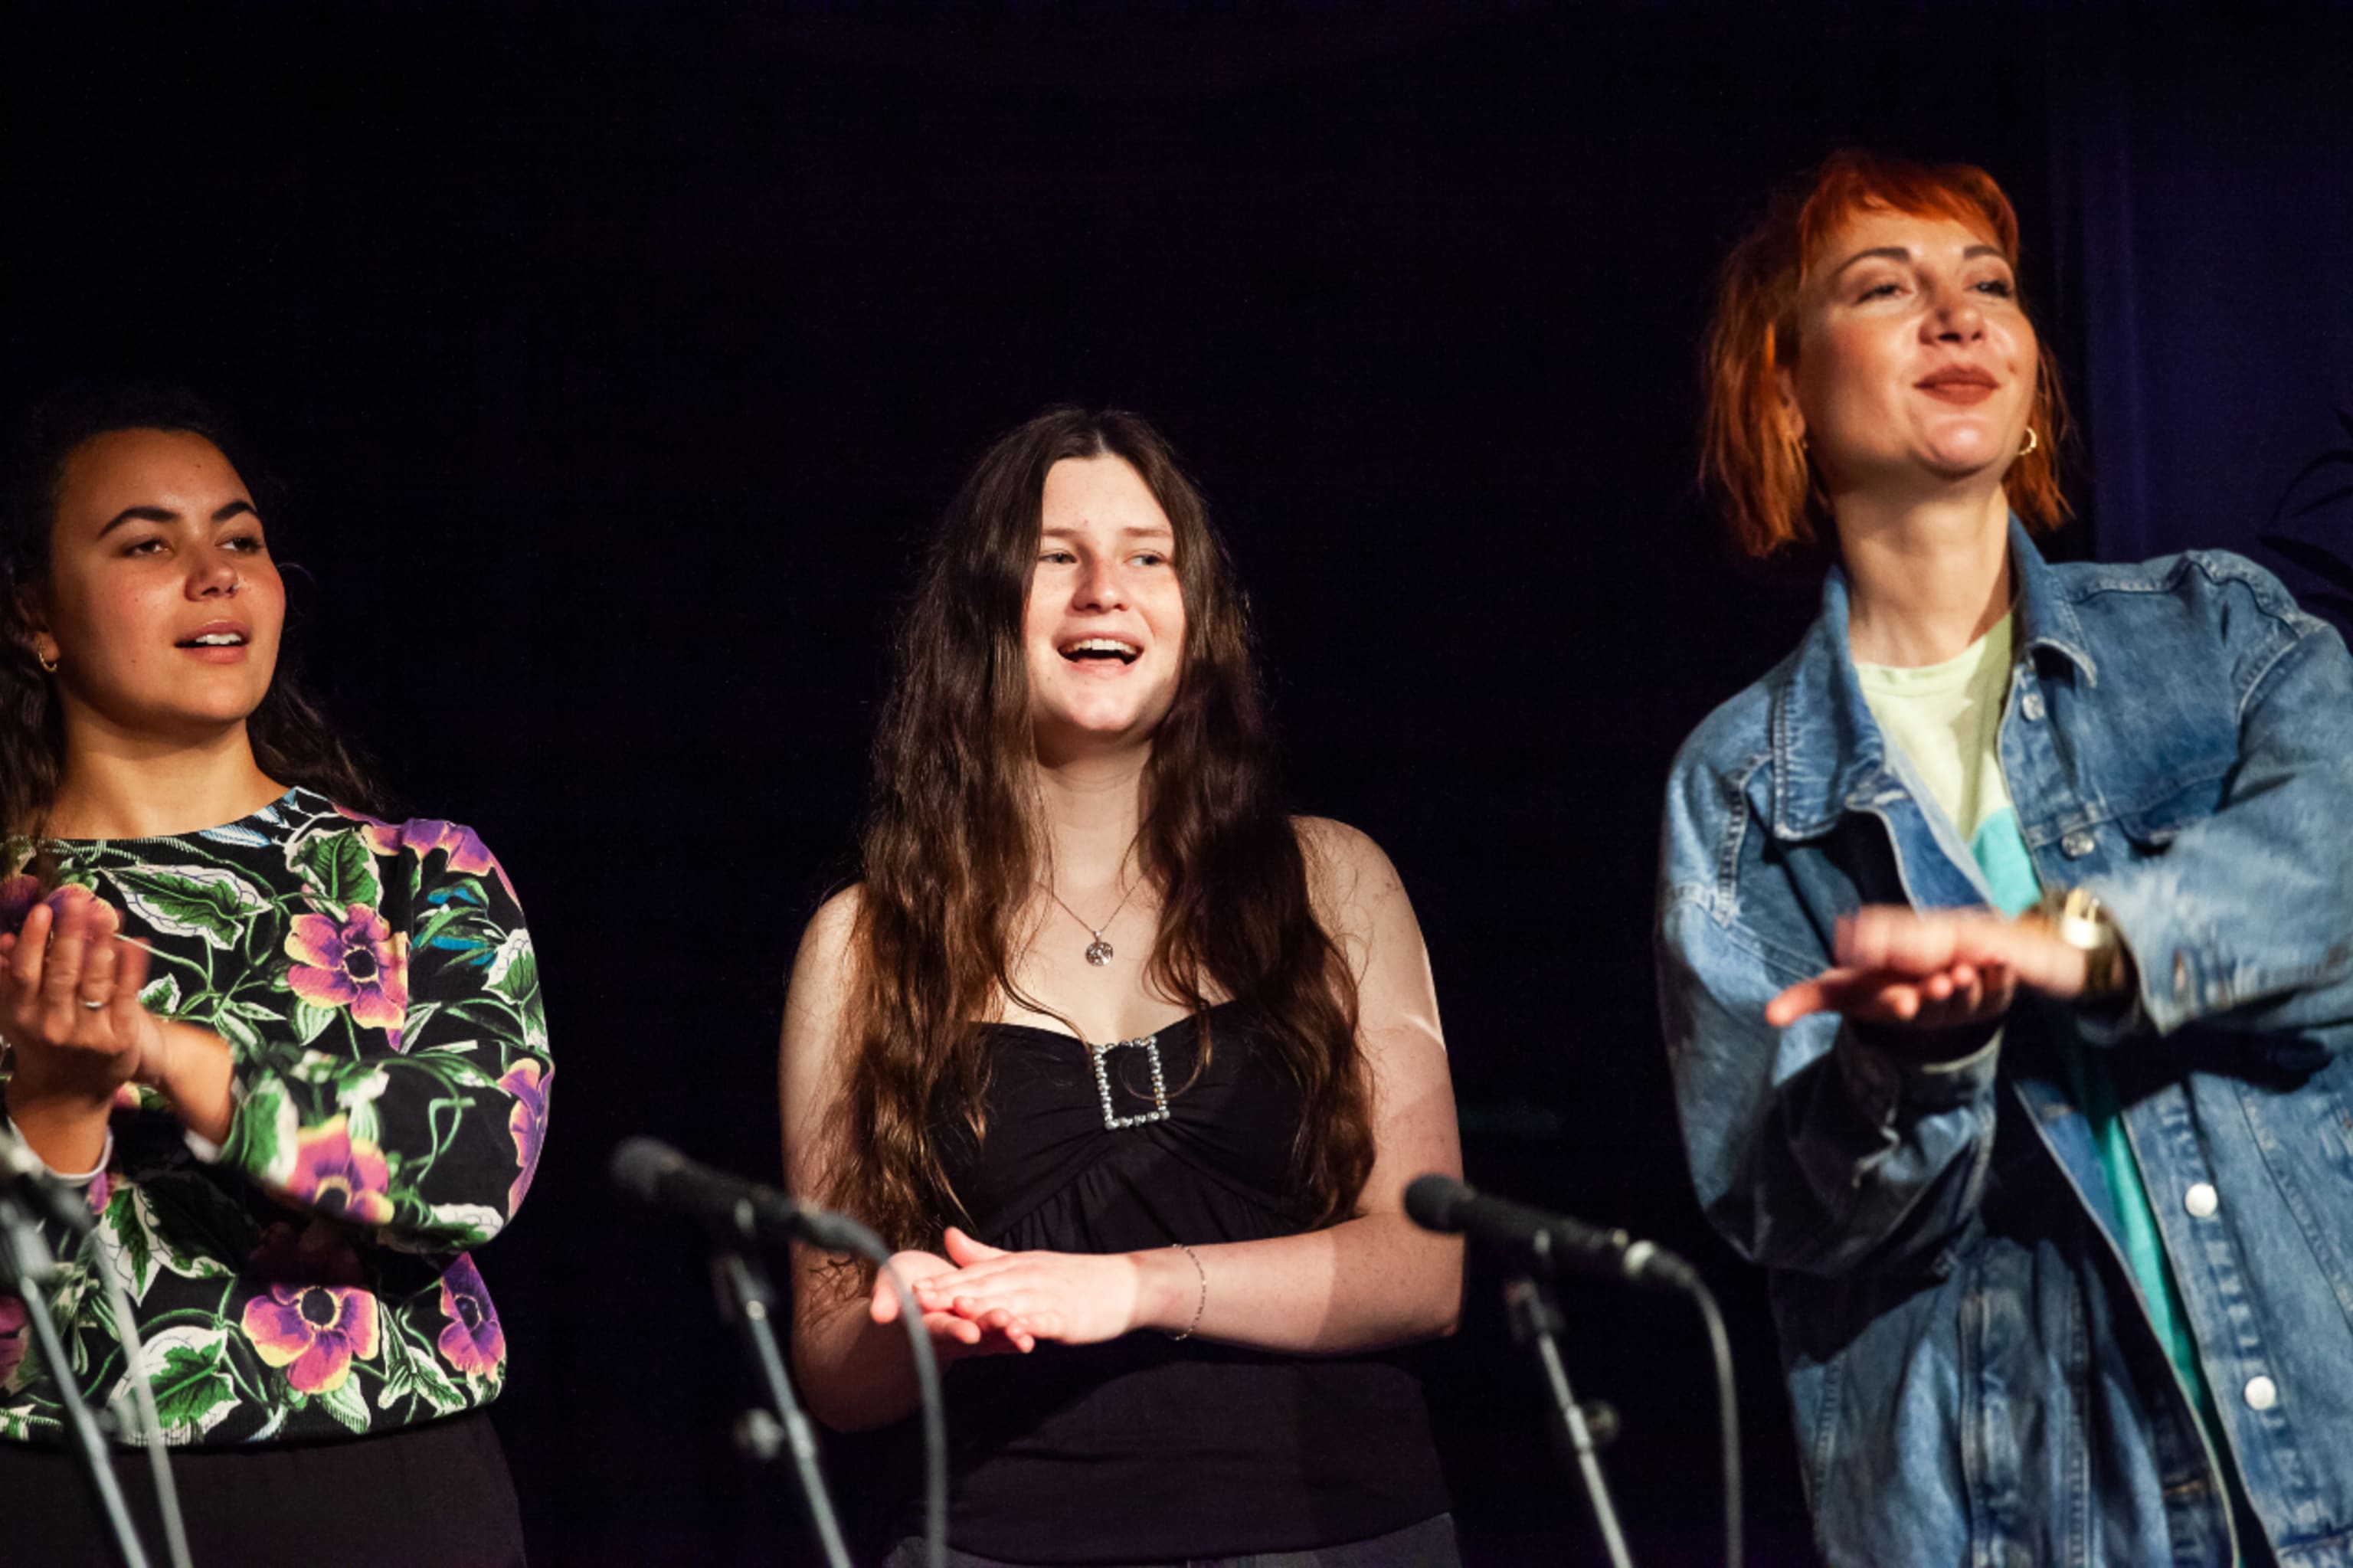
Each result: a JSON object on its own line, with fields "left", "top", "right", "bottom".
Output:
{"left": 875, "top": 1227, "right": 1158, "bottom": 1356}
{"left": 1765, "top": 904, "right": 2093, "bottom": 1031}
{"left": 0, "top": 885, "right": 165, "bottom": 1101}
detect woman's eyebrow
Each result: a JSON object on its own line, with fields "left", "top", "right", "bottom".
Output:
{"left": 1040, "top": 522, "right": 1173, "bottom": 541}
{"left": 98, "top": 504, "right": 178, "bottom": 536}
{"left": 1829, "top": 241, "right": 2008, "bottom": 281}
{"left": 96, "top": 497, "right": 257, "bottom": 536}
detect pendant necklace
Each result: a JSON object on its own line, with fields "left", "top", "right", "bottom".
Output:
{"left": 1042, "top": 861, "right": 1139, "bottom": 967}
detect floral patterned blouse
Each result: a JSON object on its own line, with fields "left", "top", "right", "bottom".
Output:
{"left": 0, "top": 787, "right": 550, "bottom": 1447}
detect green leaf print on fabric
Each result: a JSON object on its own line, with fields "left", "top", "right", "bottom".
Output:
{"left": 378, "top": 1316, "right": 468, "bottom": 1416}
{"left": 288, "top": 828, "right": 381, "bottom": 915}
{"left": 106, "top": 864, "right": 270, "bottom": 950}
{"left": 319, "top": 1373, "right": 372, "bottom": 1435}
{"left": 129, "top": 1328, "right": 239, "bottom": 1440}
{"left": 230, "top": 1079, "right": 299, "bottom": 1185}
{"left": 487, "top": 930, "right": 537, "bottom": 1005}
{"left": 101, "top": 1187, "right": 158, "bottom": 1301}
{"left": 1, "top": 788, "right": 548, "bottom": 1447}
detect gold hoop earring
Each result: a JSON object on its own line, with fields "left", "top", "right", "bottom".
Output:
{"left": 2020, "top": 427, "right": 2039, "bottom": 457}
{"left": 37, "top": 650, "right": 57, "bottom": 674}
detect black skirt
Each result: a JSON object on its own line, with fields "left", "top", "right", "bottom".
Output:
{"left": 0, "top": 1412, "right": 524, "bottom": 1568}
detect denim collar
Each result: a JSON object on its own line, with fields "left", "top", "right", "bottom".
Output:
{"left": 1768, "top": 516, "right": 2099, "bottom": 841}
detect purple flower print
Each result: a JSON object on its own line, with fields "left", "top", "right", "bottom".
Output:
{"left": 336, "top": 807, "right": 516, "bottom": 903}
{"left": 500, "top": 1060, "right": 548, "bottom": 1213}
{"left": 241, "top": 1282, "right": 380, "bottom": 1395}
{"left": 0, "top": 1293, "right": 27, "bottom": 1388}
{"left": 0, "top": 874, "right": 40, "bottom": 934}
{"left": 435, "top": 1253, "right": 506, "bottom": 1380}
{"left": 285, "top": 903, "right": 409, "bottom": 1042}
{"left": 283, "top": 1116, "right": 395, "bottom": 1227}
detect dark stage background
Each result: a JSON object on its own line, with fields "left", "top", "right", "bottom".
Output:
{"left": 7, "top": 8, "right": 2350, "bottom": 1564}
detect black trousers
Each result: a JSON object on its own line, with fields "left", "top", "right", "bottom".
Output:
{"left": 0, "top": 1411, "right": 525, "bottom": 1568}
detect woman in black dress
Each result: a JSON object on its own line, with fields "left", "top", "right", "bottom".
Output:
{"left": 780, "top": 406, "right": 1464, "bottom": 1566}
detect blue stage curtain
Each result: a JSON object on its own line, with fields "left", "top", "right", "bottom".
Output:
{"left": 2046, "top": 14, "right": 2353, "bottom": 635}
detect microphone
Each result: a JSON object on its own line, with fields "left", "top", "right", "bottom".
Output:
{"left": 1404, "top": 1174, "right": 1699, "bottom": 1292}
{"left": 610, "top": 1138, "right": 875, "bottom": 1255}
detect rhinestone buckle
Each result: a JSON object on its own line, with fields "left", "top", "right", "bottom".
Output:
{"left": 1091, "top": 1033, "right": 1171, "bottom": 1131}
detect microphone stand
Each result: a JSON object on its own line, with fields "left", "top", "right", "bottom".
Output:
{"left": 0, "top": 1189, "right": 153, "bottom": 1568}
{"left": 709, "top": 1247, "right": 852, "bottom": 1568}
{"left": 1503, "top": 1273, "right": 1635, "bottom": 1568}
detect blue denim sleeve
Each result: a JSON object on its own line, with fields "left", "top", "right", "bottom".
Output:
{"left": 2089, "top": 598, "right": 2353, "bottom": 1038}
{"left": 1656, "top": 882, "right": 2001, "bottom": 1279}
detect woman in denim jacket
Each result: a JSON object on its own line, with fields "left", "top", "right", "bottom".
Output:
{"left": 1658, "top": 149, "right": 2353, "bottom": 1567}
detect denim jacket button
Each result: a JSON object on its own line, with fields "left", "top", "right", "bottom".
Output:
{"left": 2185, "top": 1183, "right": 2219, "bottom": 1218}
{"left": 2021, "top": 691, "right": 2046, "bottom": 722}
{"left": 2060, "top": 830, "right": 2096, "bottom": 858}
{"left": 2246, "top": 1376, "right": 2279, "bottom": 1411}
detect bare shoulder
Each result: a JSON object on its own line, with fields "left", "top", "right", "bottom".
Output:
{"left": 1292, "top": 815, "right": 1409, "bottom": 938}
{"left": 784, "top": 884, "right": 865, "bottom": 1040}
{"left": 798, "top": 884, "right": 864, "bottom": 964}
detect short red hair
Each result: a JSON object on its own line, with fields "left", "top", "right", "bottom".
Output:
{"left": 1701, "top": 149, "right": 2070, "bottom": 559}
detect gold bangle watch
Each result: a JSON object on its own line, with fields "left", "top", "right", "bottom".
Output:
{"left": 2037, "top": 885, "right": 2132, "bottom": 1000}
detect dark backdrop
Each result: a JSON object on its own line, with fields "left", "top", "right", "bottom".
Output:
{"left": 6, "top": 8, "right": 2347, "bottom": 1564}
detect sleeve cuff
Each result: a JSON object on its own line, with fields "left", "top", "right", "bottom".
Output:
{"left": 5, "top": 1115, "right": 114, "bottom": 1183}
{"left": 1835, "top": 1021, "right": 2003, "bottom": 1122}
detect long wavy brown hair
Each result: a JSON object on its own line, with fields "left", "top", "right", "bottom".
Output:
{"left": 823, "top": 406, "right": 1375, "bottom": 1254}
{"left": 1, "top": 384, "right": 383, "bottom": 846}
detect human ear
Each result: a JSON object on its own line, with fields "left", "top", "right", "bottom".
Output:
{"left": 1772, "top": 361, "right": 1805, "bottom": 446}
{"left": 11, "top": 586, "right": 59, "bottom": 673}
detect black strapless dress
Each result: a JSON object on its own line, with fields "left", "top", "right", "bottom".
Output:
{"left": 921, "top": 1002, "right": 1451, "bottom": 1564}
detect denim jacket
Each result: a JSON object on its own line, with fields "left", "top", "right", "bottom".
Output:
{"left": 1656, "top": 521, "right": 2353, "bottom": 1567}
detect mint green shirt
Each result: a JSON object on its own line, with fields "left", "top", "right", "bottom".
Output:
{"left": 1857, "top": 616, "right": 2214, "bottom": 1419}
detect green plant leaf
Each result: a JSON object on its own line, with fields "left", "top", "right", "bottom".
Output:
{"left": 290, "top": 829, "right": 380, "bottom": 915}
{"left": 106, "top": 865, "right": 268, "bottom": 951}
{"left": 136, "top": 973, "right": 183, "bottom": 1016}
{"left": 318, "top": 1373, "right": 371, "bottom": 1434}
{"left": 100, "top": 1188, "right": 155, "bottom": 1301}
{"left": 144, "top": 1339, "right": 237, "bottom": 1435}
{"left": 486, "top": 929, "right": 538, "bottom": 1004}
{"left": 227, "top": 1081, "right": 297, "bottom": 1183}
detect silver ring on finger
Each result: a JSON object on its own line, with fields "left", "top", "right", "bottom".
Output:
{"left": 80, "top": 995, "right": 109, "bottom": 1012}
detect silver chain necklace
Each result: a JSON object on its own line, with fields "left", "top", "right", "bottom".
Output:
{"left": 1041, "top": 864, "right": 1139, "bottom": 967}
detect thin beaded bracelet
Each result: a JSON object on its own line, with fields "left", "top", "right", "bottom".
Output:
{"left": 1165, "top": 1242, "right": 1207, "bottom": 1340}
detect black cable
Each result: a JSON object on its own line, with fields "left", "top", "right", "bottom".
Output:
{"left": 1685, "top": 1278, "right": 1742, "bottom": 1568}
{"left": 857, "top": 1239, "right": 947, "bottom": 1568}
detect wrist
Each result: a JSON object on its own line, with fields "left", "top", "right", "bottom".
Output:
{"left": 4, "top": 1052, "right": 119, "bottom": 1111}
{"left": 1131, "top": 1247, "right": 1190, "bottom": 1335}
{"left": 4, "top": 1089, "right": 114, "bottom": 1175}
{"left": 2034, "top": 886, "right": 2132, "bottom": 1001}
{"left": 148, "top": 1022, "right": 236, "bottom": 1144}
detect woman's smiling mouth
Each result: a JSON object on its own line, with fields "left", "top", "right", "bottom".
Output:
{"left": 1059, "top": 637, "right": 1141, "bottom": 666}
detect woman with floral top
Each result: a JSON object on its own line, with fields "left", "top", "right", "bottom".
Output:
{"left": 0, "top": 388, "right": 548, "bottom": 1566}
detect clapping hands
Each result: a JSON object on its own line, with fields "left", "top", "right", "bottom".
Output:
{"left": 0, "top": 885, "right": 164, "bottom": 1102}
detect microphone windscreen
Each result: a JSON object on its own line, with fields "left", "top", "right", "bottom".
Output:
{"left": 609, "top": 1136, "right": 684, "bottom": 1203}
{"left": 1403, "top": 1173, "right": 1473, "bottom": 1236}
